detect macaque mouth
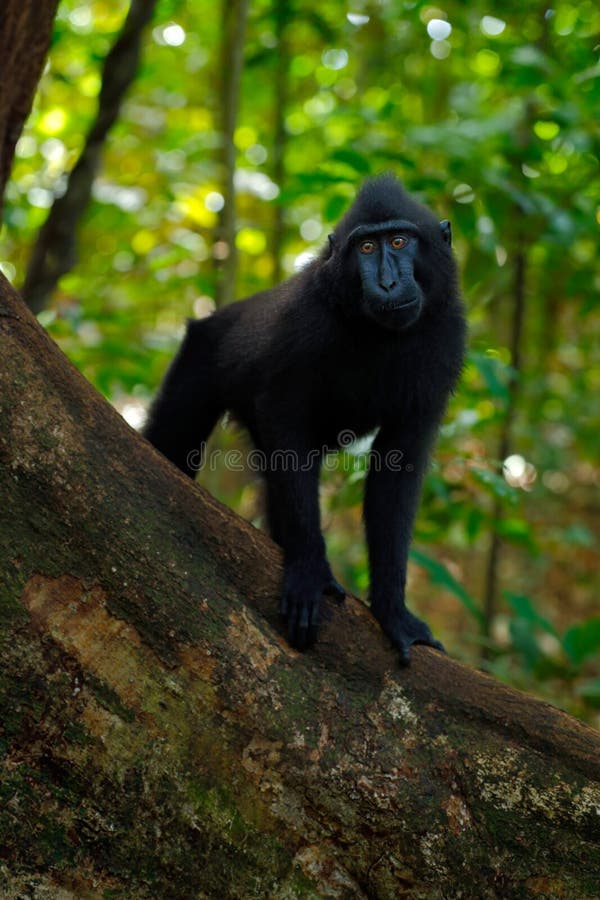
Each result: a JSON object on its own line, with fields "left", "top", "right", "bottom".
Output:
{"left": 376, "top": 297, "right": 420, "bottom": 312}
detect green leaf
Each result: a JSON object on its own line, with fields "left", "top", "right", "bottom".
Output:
{"left": 465, "top": 508, "right": 484, "bottom": 542}
{"left": 470, "top": 352, "right": 511, "bottom": 401}
{"left": 497, "top": 518, "right": 537, "bottom": 551}
{"left": 410, "top": 547, "right": 483, "bottom": 625}
{"left": 471, "top": 467, "right": 518, "bottom": 505}
{"left": 330, "top": 149, "right": 371, "bottom": 176}
{"left": 575, "top": 679, "right": 600, "bottom": 703}
{"left": 562, "top": 618, "right": 600, "bottom": 666}
{"left": 509, "top": 617, "right": 544, "bottom": 671}
{"left": 324, "top": 193, "right": 352, "bottom": 222}
{"left": 504, "top": 592, "right": 558, "bottom": 637}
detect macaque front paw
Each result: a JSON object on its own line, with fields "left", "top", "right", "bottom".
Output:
{"left": 374, "top": 606, "right": 445, "bottom": 666}
{"left": 280, "top": 562, "right": 346, "bottom": 650}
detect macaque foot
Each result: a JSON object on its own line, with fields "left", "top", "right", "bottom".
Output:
{"left": 280, "top": 563, "right": 346, "bottom": 650}
{"left": 323, "top": 576, "right": 346, "bottom": 603}
{"left": 280, "top": 579, "right": 321, "bottom": 651}
{"left": 375, "top": 606, "right": 445, "bottom": 666}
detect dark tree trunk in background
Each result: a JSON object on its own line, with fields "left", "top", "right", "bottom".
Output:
{"left": 21, "top": 0, "right": 159, "bottom": 314}
{"left": 481, "top": 93, "right": 538, "bottom": 656}
{"left": 1, "top": 8, "right": 600, "bottom": 899}
{"left": 0, "top": 0, "right": 60, "bottom": 216}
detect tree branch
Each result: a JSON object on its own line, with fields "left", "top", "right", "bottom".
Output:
{"left": 21, "top": 0, "right": 158, "bottom": 314}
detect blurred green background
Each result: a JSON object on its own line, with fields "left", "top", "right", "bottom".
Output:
{"left": 1, "top": 0, "right": 599, "bottom": 721}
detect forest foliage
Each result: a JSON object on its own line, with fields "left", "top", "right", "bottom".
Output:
{"left": 1, "top": 0, "right": 598, "bottom": 721}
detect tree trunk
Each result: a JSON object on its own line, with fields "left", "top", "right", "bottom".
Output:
{"left": 0, "top": 0, "right": 60, "bottom": 215}
{"left": 1, "top": 8, "right": 600, "bottom": 898}
{"left": 1, "top": 278, "right": 600, "bottom": 898}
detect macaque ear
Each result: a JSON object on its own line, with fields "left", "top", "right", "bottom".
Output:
{"left": 324, "top": 233, "right": 335, "bottom": 259}
{"left": 440, "top": 220, "right": 452, "bottom": 246}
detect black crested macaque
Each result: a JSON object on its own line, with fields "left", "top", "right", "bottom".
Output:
{"left": 144, "top": 174, "right": 466, "bottom": 663}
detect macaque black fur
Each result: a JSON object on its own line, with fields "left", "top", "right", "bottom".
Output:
{"left": 144, "top": 174, "right": 466, "bottom": 663}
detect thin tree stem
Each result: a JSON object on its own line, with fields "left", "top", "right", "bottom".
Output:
{"left": 481, "top": 249, "right": 526, "bottom": 655}
{"left": 214, "top": 0, "right": 249, "bottom": 308}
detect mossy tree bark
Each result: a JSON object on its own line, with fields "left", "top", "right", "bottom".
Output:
{"left": 1, "top": 6, "right": 600, "bottom": 898}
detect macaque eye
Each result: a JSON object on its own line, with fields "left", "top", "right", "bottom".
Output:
{"left": 359, "top": 240, "right": 376, "bottom": 254}
{"left": 391, "top": 235, "right": 407, "bottom": 249}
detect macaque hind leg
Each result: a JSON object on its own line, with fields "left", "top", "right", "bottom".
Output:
{"left": 144, "top": 320, "right": 224, "bottom": 477}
